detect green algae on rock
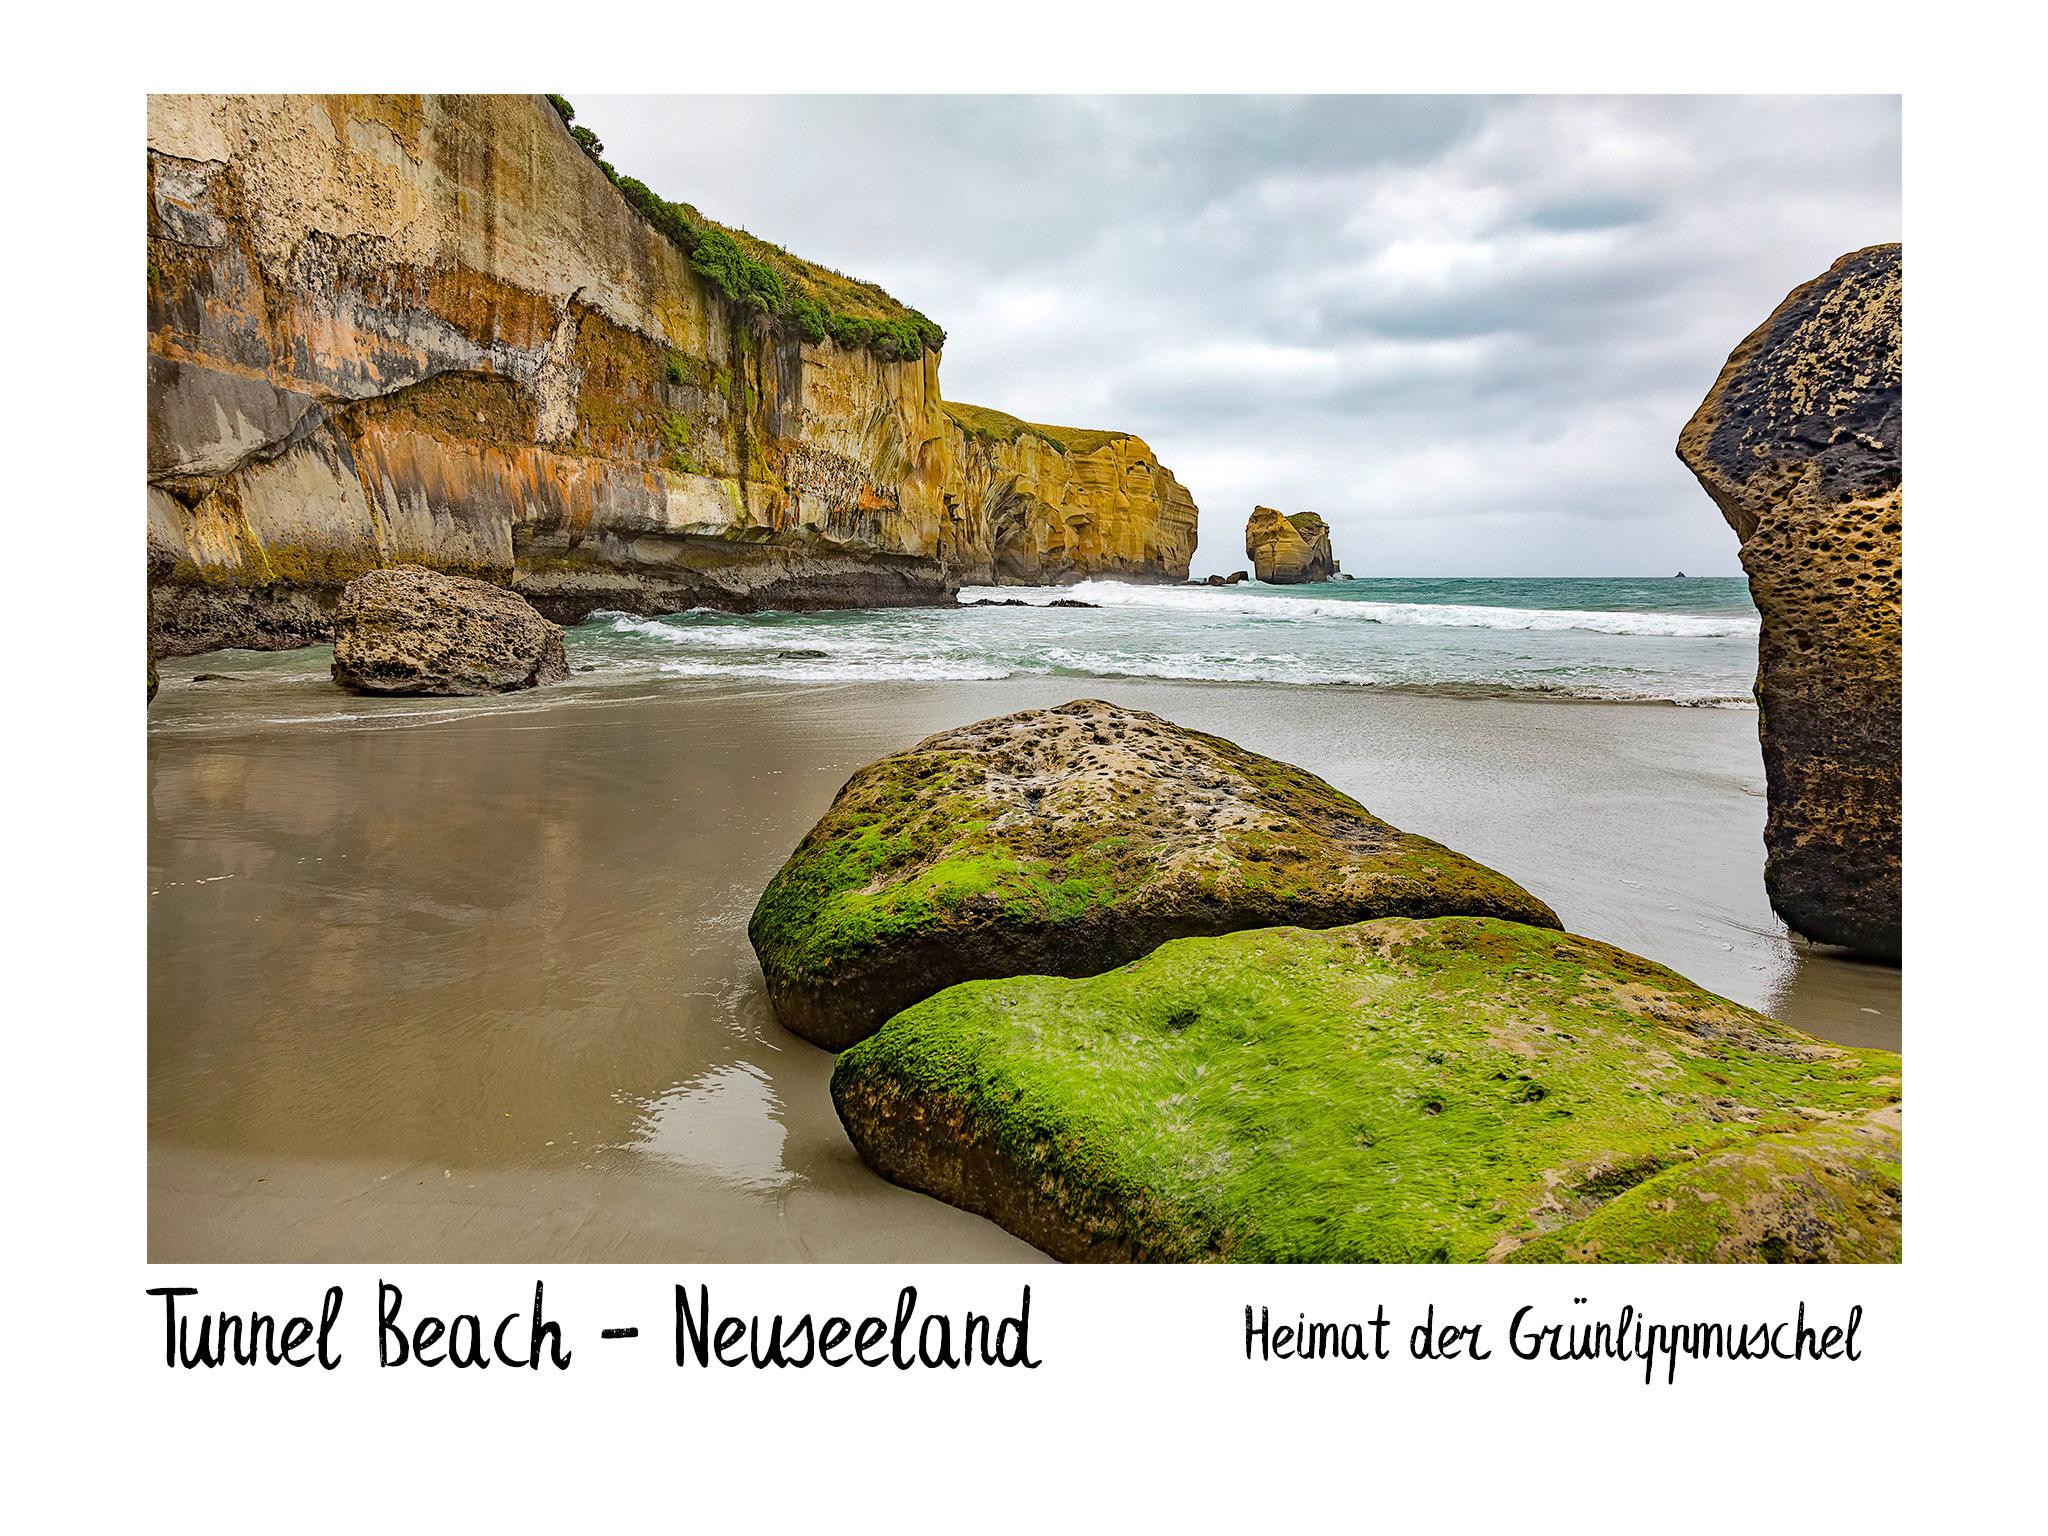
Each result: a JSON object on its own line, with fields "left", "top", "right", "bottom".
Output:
{"left": 830, "top": 916, "right": 1902, "bottom": 1262}
{"left": 749, "top": 699, "right": 1559, "bottom": 1050}
{"left": 1505, "top": 1108, "right": 1900, "bottom": 1263}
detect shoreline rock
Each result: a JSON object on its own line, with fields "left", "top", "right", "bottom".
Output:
{"left": 1678, "top": 244, "right": 1901, "bottom": 960}
{"left": 831, "top": 915, "right": 1902, "bottom": 1262}
{"left": 748, "top": 699, "right": 1558, "bottom": 1050}
{"left": 1245, "top": 507, "right": 1338, "bottom": 584}
{"left": 330, "top": 565, "right": 569, "bottom": 696}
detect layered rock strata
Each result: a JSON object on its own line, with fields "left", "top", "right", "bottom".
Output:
{"left": 940, "top": 403, "right": 1197, "bottom": 584}
{"left": 146, "top": 94, "right": 1199, "bottom": 656}
{"left": 1245, "top": 507, "right": 1337, "bottom": 583}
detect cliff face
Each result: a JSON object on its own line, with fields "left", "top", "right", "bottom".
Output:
{"left": 940, "top": 404, "right": 1197, "bottom": 584}
{"left": 146, "top": 94, "right": 1197, "bottom": 653}
{"left": 1678, "top": 244, "right": 1901, "bottom": 961}
{"left": 1245, "top": 507, "right": 1337, "bottom": 584}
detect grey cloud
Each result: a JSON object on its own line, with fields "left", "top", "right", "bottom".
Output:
{"left": 582, "top": 93, "right": 1899, "bottom": 576}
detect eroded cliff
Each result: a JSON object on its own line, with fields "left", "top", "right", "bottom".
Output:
{"left": 146, "top": 94, "right": 1198, "bottom": 654}
{"left": 940, "top": 403, "right": 1197, "bottom": 584}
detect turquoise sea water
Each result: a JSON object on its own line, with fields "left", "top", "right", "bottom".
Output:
{"left": 569, "top": 575, "right": 1759, "bottom": 705}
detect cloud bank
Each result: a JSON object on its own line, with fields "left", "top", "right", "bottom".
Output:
{"left": 583, "top": 95, "right": 1900, "bottom": 576}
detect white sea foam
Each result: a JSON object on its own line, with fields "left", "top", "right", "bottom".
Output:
{"left": 555, "top": 579, "right": 1759, "bottom": 704}
{"left": 652, "top": 655, "right": 1011, "bottom": 684}
{"left": 958, "top": 581, "right": 1758, "bottom": 637}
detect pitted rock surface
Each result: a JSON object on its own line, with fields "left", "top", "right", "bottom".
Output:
{"left": 330, "top": 564, "right": 568, "bottom": 696}
{"left": 749, "top": 698, "right": 1559, "bottom": 1048}
{"left": 1678, "top": 244, "right": 1901, "bottom": 959}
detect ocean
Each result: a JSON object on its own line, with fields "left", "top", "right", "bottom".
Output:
{"left": 571, "top": 575, "right": 1759, "bottom": 705}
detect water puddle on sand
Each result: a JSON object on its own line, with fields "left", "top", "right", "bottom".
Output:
{"left": 622, "top": 1062, "right": 798, "bottom": 1192}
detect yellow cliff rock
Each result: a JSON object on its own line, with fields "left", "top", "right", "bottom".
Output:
{"left": 1244, "top": 507, "right": 1337, "bottom": 584}
{"left": 145, "top": 94, "right": 1198, "bottom": 652}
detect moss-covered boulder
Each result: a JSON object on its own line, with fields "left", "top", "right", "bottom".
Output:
{"left": 831, "top": 917, "right": 1901, "bottom": 1262}
{"left": 331, "top": 564, "right": 568, "bottom": 696}
{"left": 749, "top": 700, "right": 1559, "bottom": 1049}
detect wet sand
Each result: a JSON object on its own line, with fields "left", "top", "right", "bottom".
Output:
{"left": 148, "top": 657, "right": 1900, "bottom": 1262}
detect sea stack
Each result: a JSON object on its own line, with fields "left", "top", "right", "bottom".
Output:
{"left": 1678, "top": 244, "right": 1901, "bottom": 961}
{"left": 1245, "top": 507, "right": 1337, "bottom": 583}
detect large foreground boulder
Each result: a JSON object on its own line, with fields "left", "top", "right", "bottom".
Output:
{"left": 832, "top": 916, "right": 1902, "bottom": 1263}
{"left": 1245, "top": 507, "right": 1337, "bottom": 583}
{"left": 330, "top": 565, "right": 569, "bottom": 696}
{"left": 1678, "top": 244, "right": 1901, "bottom": 960}
{"left": 749, "top": 700, "right": 1558, "bottom": 1049}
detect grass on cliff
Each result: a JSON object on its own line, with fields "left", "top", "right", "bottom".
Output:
{"left": 548, "top": 95, "right": 944, "bottom": 362}
{"left": 941, "top": 400, "right": 1134, "bottom": 456}
{"left": 832, "top": 916, "right": 1904, "bottom": 1262}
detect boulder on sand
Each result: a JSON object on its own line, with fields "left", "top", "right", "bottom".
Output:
{"left": 1677, "top": 244, "right": 1901, "bottom": 960}
{"left": 330, "top": 565, "right": 569, "bottom": 696}
{"left": 831, "top": 915, "right": 1903, "bottom": 1263}
{"left": 748, "top": 699, "right": 1558, "bottom": 1050}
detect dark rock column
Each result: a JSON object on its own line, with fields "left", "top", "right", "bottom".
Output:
{"left": 1678, "top": 244, "right": 1901, "bottom": 961}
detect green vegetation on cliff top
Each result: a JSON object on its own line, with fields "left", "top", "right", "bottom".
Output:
{"left": 548, "top": 95, "right": 944, "bottom": 362}
{"left": 832, "top": 916, "right": 1903, "bottom": 1263}
{"left": 941, "top": 400, "right": 1135, "bottom": 456}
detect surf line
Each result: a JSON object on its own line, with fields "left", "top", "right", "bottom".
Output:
{"left": 674, "top": 1283, "right": 1039, "bottom": 1369}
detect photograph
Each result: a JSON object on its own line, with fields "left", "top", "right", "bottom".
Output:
{"left": 24, "top": 3, "right": 2048, "bottom": 1526}
{"left": 144, "top": 89, "right": 1903, "bottom": 1266}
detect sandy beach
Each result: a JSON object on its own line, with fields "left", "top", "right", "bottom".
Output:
{"left": 147, "top": 657, "right": 1899, "bottom": 1262}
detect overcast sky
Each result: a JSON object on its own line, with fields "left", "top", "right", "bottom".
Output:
{"left": 584, "top": 95, "right": 1899, "bottom": 576}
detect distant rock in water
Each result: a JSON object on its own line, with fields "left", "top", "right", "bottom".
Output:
{"left": 1675, "top": 571, "right": 1687, "bottom": 579}
{"left": 1245, "top": 507, "right": 1338, "bottom": 584}
{"left": 1678, "top": 244, "right": 1901, "bottom": 961}
{"left": 1226, "top": 570, "right": 1248, "bottom": 584}
{"left": 961, "top": 598, "right": 1098, "bottom": 609}
{"left": 747, "top": 699, "right": 1558, "bottom": 1049}
{"left": 331, "top": 565, "right": 569, "bottom": 696}
{"left": 832, "top": 916, "right": 1903, "bottom": 1262}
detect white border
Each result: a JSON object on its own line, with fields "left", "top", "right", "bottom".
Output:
{"left": 9, "top": 1, "right": 2036, "bottom": 1524}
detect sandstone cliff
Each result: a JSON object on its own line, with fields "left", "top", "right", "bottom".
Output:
{"left": 940, "top": 403, "right": 1197, "bottom": 584}
{"left": 1678, "top": 244, "right": 1901, "bottom": 961}
{"left": 1245, "top": 507, "right": 1337, "bottom": 583}
{"left": 146, "top": 94, "right": 1197, "bottom": 654}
